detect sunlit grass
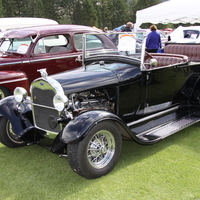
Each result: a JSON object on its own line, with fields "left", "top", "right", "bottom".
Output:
{"left": 1, "top": 123, "right": 200, "bottom": 200}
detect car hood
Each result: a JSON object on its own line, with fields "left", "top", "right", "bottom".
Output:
{"left": 50, "top": 67, "right": 119, "bottom": 94}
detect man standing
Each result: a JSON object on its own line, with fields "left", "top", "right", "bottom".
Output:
{"left": 121, "top": 22, "right": 134, "bottom": 32}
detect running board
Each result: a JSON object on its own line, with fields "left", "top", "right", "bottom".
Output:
{"left": 132, "top": 115, "right": 200, "bottom": 142}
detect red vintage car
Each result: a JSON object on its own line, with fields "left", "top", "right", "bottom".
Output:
{"left": 0, "top": 24, "right": 114, "bottom": 99}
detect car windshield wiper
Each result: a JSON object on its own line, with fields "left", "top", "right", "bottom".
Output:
{"left": 3, "top": 51, "right": 14, "bottom": 56}
{"left": 2, "top": 51, "right": 23, "bottom": 57}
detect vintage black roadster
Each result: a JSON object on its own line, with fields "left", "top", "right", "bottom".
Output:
{"left": 0, "top": 32, "right": 200, "bottom": 179}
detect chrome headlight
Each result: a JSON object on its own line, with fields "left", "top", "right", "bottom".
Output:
{"left": 14, "top": 87, "right": 28, "bottom": 102}
{"left": 53, "top": 93, "right": 69, "bottom": 111}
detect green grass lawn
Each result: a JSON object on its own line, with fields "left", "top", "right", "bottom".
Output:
{"left": 1, "top": 123, "right": 200, "bottom": 200}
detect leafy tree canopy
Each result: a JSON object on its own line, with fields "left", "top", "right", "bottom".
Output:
{"left": 1, "top": 0, "right": 185, "bottom": 30}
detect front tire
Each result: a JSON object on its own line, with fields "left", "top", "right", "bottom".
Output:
{"left": 0, "top": 117, "right": 26, "bottom": 148}
{"left": 67, "top": 121, "right": 122, "bottom": 179}
{"left": 0, "top": 86, "right": 12, "bottom": 100}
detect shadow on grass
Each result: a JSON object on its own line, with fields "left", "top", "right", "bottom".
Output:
{"left": 0, "top": 122, "right": 200, "bottom": 199}
{"left": 118, "top": 122, "right": 200, "bottom": 169}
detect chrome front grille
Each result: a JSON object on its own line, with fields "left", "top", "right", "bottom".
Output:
{"left": 31, "top": 79, "right": 62, "bottom": 134}
{"left": 32, "top": 87, "right": 55, "bottom": 106}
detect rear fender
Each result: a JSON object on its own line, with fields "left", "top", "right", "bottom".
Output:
{"left": 179, "top": 73, "right": 200, "bottom": 106}
{"left": 0, "top": 96, "right": 34, "bottom": 137}
{"left": 190, "top": 75, "right": 200, "bottom": 105}
{"left": 61, "top": 110, "right": 132, "bottom": 144}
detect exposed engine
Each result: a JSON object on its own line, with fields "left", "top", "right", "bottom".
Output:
{"left": 68, "top": 89, "right": 114, "bottom": 115}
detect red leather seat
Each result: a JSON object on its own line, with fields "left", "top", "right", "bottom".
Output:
{"left": 164, "top": 44, "right": 200, "bottom": 62}
{"left": 144, "top": 53, "right": 188, "bottom": 69}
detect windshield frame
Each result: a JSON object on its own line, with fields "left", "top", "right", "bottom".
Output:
{"left": 82, "top": 32, "right": 147, "bottom": 70}
{"left": 0, "top": 37, "right": 32, "bottom": 54}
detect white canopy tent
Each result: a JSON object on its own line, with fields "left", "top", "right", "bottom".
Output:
{"left": 135, "top": 0, "right": 200, "bottom": 30}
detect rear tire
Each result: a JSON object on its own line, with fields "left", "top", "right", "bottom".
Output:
{"left": 67, "top": 121, "right": 122, "bottom": 179}
{"left": 0, "top": 117, "right": 26, "bottom": 148}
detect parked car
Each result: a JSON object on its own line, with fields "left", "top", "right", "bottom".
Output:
{"left": 169, "top": 26, "right": 200, "bottom": 43}
{"left": 1, "top": 32, "right": 200, "bottom": 179}
{"left": 0, "top": 17, "right": 58, "bottom": 32}
{"left": 0, "top": 24, "right": 114, "bottom": 99}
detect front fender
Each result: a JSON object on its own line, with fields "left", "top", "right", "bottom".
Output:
{"left": 0, "top": 71, "right": 29, "bottom": 94}
{"left": 61, "top": 110, "right": 127, "bottom": 144}
{"left": 0, "top": 96, "right": 34, "bottom": 137}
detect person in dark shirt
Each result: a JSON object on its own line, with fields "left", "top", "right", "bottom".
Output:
{"left": 146, "top": 25, "right": 162, "bottom": 53}
{"left": 121, "top": 22, "right": 134, "bottom": 32}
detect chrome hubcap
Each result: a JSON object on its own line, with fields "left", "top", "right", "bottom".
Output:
{"left": 87, "top": 130, "right": 115, "bottom": 169}
{"left": 6, "top": 120, "right": 23, "bottom": 144}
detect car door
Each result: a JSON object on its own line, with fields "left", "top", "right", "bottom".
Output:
{"left": 143, "top": 63, "right": 191, "bottom": 114}
{"left": 28, "top": 34, "right": 82, "bottom": 83}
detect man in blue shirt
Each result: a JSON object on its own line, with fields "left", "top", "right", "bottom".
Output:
{"left": 146, "top": 25, "right": 162, "bottom": 53}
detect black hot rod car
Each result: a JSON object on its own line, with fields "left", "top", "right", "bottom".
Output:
{"left": 0, "top": 32, "right": 200, "bottom": 179}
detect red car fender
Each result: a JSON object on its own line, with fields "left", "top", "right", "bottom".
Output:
{"left": 0, "top": 71, "right": 30, "bottom": 94}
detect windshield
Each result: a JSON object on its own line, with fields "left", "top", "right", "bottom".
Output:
{"left": 83, "top": 32, "right": 145, "bottom": 62}
{"left": 0, "top": 37, "right": 31, "bottom": 54}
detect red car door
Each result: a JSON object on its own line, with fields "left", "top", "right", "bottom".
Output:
{"left": 28, "top": 34, "right": 82, "bottom": 83}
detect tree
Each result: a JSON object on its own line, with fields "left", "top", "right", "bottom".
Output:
{"left": 0, "top": 0, "right": 3, "bottom": 17}
{"left": 94, "top": 0, "right": 134, "bottom": 30}
{"left": 1, "top": 0, "right": 163, "bottom": 29}
{"left": 19, "top": 0, "right": 36, "bottom": 17}
{"left": 59, "top": 0, "right": 80, "bottom": 24}
{"left": 93, "top": 0, "right": 112, "bottom": 29}
{"left": 29, "top": 0, "right": 60, "bottom": 21}
{"left": 2, "top": 0, "right": 17, "bottom": 17}
{"left": 108, "top": 0, "right": 129, "bottom": 28}
{"left": 81, "top": 0, "right": 98, "bottom": 26}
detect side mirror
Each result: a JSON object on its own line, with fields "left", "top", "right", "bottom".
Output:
{"left": 150, "top": 58, "right": 158, "bottom": 68}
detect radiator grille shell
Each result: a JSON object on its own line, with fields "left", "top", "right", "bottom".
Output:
{"left": 30, "top": 78, "right": 64, "bottom": 134}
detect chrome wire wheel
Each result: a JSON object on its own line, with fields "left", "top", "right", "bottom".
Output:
{"left": 0, "top": 117, "right": 26, "bottom": 147}
{"left": 87, "top": 130, "right": 115, "bottom": 169}
{"left": 6, "top": 119, "right": 24, "bottom": 144}
{"left": 67, "top": 120, "right": 122, "bottom": 178}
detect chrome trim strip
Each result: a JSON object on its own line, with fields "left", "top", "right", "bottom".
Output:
{"left": 29, "top": 54, "right": 79, "bottom": 63}
{"left": 0, "top": 61, "right": 22, "bottom": 66}
{"left": 127, "top": 106, "right": 179, "bottom": 127}
{"left": 143, "top": 102, "right": 171, "bottom": 114}
{"left": 0, "top": 54, "right": 79, "bottom": 66}
{"left": 189, "top": 61, "right": 200, "bottom": 65}
{"left": 140, "top": 36, "right": 147, "bottom": 71}
{"left": 31, "top": 102, "right": 55, "bottom": 110}
{"left": 22, "top": 60, "right": 30, "bottom": 64}
{"left": 0, "top": 77, "right": 28, "bottom": 84}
